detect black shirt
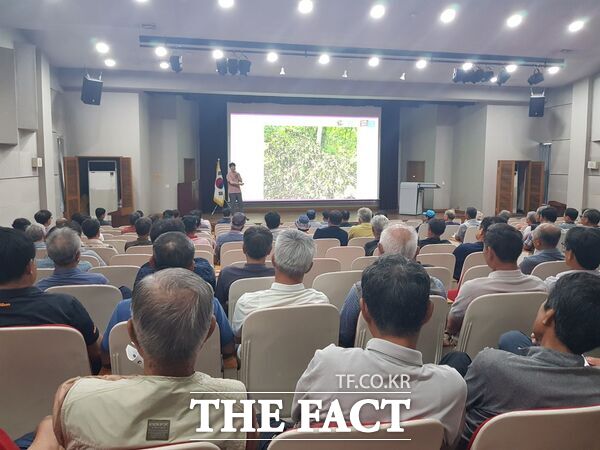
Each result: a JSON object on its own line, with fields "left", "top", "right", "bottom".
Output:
{"left": 313, "top": 226, "right": 349, "bottom": 246}
{"left": 214, "top": 263, "right": 275, "bottom": 310}
{"left": 0, "top": 286, "right": 99, "bottom": 345}
{"left": 418, "top": 237, "right": 451, "bottom": 249}
{"left": 364, "top": 239, "right": 379, "bottom": 256}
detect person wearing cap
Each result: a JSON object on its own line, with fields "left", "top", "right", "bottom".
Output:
{"left": 215, "top": 212, "right": 247, "bottom": 262}
{"left": 416, "top": 209, "right": 436, "bottom": 233}
{"left": 296, "top": 215, "right": 311, "bottom": 233}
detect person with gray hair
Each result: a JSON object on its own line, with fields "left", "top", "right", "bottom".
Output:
{"left": 25, "top": 223, "right": 46, "bottom": 249}
{"left": 49, "top": 268, "right": 253, "bottom": 449}
{"left": 364, "top": 214, "right": 389, "bottom": 256}
{"left": 339, "top": 223, "right": 446, "bottom": 347}
{"left": 519, "top": 223, "right": 565, "bottom": 275}
{"left": 348, "top": 207, "right": 374, "bottom": 240}
{"left": 498, "top": 210, "right": 512, "bottom": 221}
{"left": 36, "top": 228, "right": 108, "bottom": 291}
{"left": 444, "top": 209, "right": 456, "bottom": 225}
{"left": 232, "top": 229, "right": 329, "bottom": 338}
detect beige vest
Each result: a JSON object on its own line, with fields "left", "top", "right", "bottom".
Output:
{"left": 58, "top": 373, "right": 247, "bottom": 450}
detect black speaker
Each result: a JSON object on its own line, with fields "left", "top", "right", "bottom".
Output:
{"left": 81, "top": 75, "right": 103, "bottom": 106}
{"left": 529, "top": 95, "right": 545, "bottom": 117}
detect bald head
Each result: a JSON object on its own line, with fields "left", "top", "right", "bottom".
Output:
{"left": 378, "top": 224, "right": 418, "bottom": 259}
{"left": 533, "top": 223, "right": 562, "bottom": 249}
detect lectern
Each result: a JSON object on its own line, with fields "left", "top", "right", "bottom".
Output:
{"left": 399, "top": 182, "right": 440, "bottom": 215}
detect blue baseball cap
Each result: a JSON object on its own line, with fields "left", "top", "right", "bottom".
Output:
{"left": 423, "top": 210, "right": 436, "bottom": 219}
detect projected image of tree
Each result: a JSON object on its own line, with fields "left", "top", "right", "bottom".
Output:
{"left": 263, "top": 125, "right": 358, "bottom": 200}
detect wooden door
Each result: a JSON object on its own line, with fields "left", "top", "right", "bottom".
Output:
{"left": 184, "top": 158, "right": 197, "bottom": 184}
{"left": 119, "top": 157, "right": 134, "bottom": 214}
{"left": 525, "top": 161, "right": 545, "bottom": 212}
{"left": 496, "top": 160, "right": 515, "bottom": 214}
{"left": 63, "top": 157, "right": 80, "bottom": 220}
{"left": 406, "top": 161, "right": 425, "bottom": 182}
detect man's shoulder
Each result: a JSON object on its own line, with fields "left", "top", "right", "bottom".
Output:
{"left": 470, "top": 348, "right": 519, "bottom": 375}
{"left": 303, "top": 288, "right": 330, "bottom": 303}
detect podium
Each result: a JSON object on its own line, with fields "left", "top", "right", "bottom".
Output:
{"left": 399, "top": 182, "right": 440, "bottom": 215}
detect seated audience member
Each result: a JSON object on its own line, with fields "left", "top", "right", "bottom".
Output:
{"left": 524, "top": 207, "right": 558, "bottom": 251}
{"left": 120, "top": 211, "right": 141, "bottom": 234}
{"left": 518, "top": 210, "right": 539, "bottom": 234}
{"left": 446, "top": 223, "right": 547, "bottom": 337}
{"left": 313, "top": 210, "right": 349, "bottom": 246}
{"left": 580, "top": 208, "right": 600, "bottom": 227}
{"left": 293, "top": 255, "right": 467, "bottom": 446}
{"left": 365, "top": 214, "right": 389, "bottom": 256}
{"left": 70, "top": 212, "right": 87, "bottom": 226}
{"left": 162, "top": 209, "right": 174, "bottom": 219}
{"left": 232, "top": 229, "right": 328, "bottom": 338}
{"left": 25, "top": 224, "right": 46, "bottom": 249}
{"left": 462, "top": 272, "right": 600, "bottom": 445}
{"left": 134, "top": 219, "right": 215, "bottom": 290}
{"left": 182, "top": 215, "right": 211, "bottom": 246}
{"left": 321, "top": 210, "right": 330, "bottom": 226}
{"left": 348, "top": 207, "right": 374, "bottom": 239}
{"left": 36, "top": 228, "right": 108, "bottom": 291}
{"left": 95, "top": 207, "right": 110, "bottom": 226}
{"left": 171, "top": 209, "right": 181, "bottom": 218}
{"left": 36, "top": 225, "right": 97, "bottom": 272}
{"left": 66, "top": 221, "right": 106, "bottom": 266}
{"left": 418, "top": 218, "right": 450, "bottom": 249}
{"left": 498, "top": 210, "right": 512, "bottom": 221}
{"left": 340, "top": 210, "right": 352, "bottom": 227}
{"left": 420, "top": 209, "right": 436, "bottom": 226}
{"left": 49, "top": 268, "right": 250, "bottom": 449}
{"left": 455, "top": 207, "right": 480, "bottom": 242}
{"left": 12, "top": 217, "right": 31, "bottom": 232}
{"left": 544, "top": 226, "right": 600, "bottom": 290}
{"left": 295, "top": 214, "right": 311, "bottom": 232}
{"left": 148, "top": 213, "right": 161, "bottom": 223}
{"left": 216, "top": 207, "right": 232, "bottom": 224}
{"left": 0, "top": 227, "right": 101, "bottom": 373}
{"left": 124, "top": 217, "right": 152, "bottom": 251}
{"left": 306, "top": 209, "right": 320, "bottom": 229}
{"left": 55, "top": 217, "right": 69, "bottom": 228}
{"left": 190, "top": 209, "right": 211, "bottom": 230}
{"left": 560, "top": 207, "right": 579, "bottom": 230}
{"left": 215, "top": 226, "right": 275, "bottom": 309}
{"left": 103, "top": 234, "right": 234, "bottom": 365}
{"left": 215, "top": 212, "right": 246, "bottom": 261}
{"left": 452, "top": 216, "right": 506, "bottom": 281}
{"left": 34, "top": 209, "right": 53, "bottom": 231}
{"left": 81, "top": 218, "right": 112, "bottom": 248}
{"left": 444, "top": 209, "right": 457, "bottom": 225}
{"left": 339, "top": 224, "right": 447, "bottom": 348}
{"left": 264, "top": 211, "right": 282, "bottom": 239}
{"left": 519, "top": 224, "right": 564, "bottom": 275}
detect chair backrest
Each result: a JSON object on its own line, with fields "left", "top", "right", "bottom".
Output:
{"left": 351, "top": 256, "right": 378, "bottom": 271}
{"left": 419, "top": 243, "right": 456, "bottom": 254}
{"left": 240, "top": 304, "right": 339, "bottom": 415}
{"left": 268, "top": 419, "right": 444, "bottom": 450}
{"left": 469, "top": 405, "right": 600, "bottom": 450}
{"left": 0, "top": 326, "right": 91, "bottom": 438}
{"left": 90, "top": 246, "right": 119, "bottom": 265}
{"left": 195, "top": 244, "right": 214, "bottom": 254}
{"left": 144, "top": 444, "right": 220, "bottom": 450}
{"left": 312, "top": 270, "right": 363, "bottom": 310}
{"left": 111, "top": 253, "right": 151, "bottom": 266}
{"left": 347, "top": 236, "right": 373, "bottom": 248}
{"left": 423, "top": 266, "right": 452, "bottom": 291}
{"left": 416, "top": 253, "right": 456, "bottom": 274}
{"left": 441, "top": 224, "right": 460, "bottom": 240}
{"left": 35, "top": 247, "right": 47, "bottom": 259}
{"left": 453, "top": 218, "right": 462, "bottom": 224}
{"left": 118, "top": 234, "right": 140, "bottom": 242}
{"left": 459, "top": 252, "right": 487, "bottom": 284}
{"left": 195, "top": 250, "right": 215, "bottom": 267}
{"left": 456, "top": 291, "right": 548, "bottom": 358}
{"left": 405, "top": 220, "right": 422, "bottom": 228}
{"left": 417, "top": 223, "right": 429, "bottom": 240}
{"left": 35, "top": 267, "right": 54, "bottom": 284}
{"left": 220, "top": 240, "right": 244, "bottom": 255}
{"left": 461, "top": 265, "right": 493, "bottom": 285}
{"left": 228, "top": 276, "right": 276, "bottom": 318}
{"left": 356, "top": 295, "right": 449, "bottom": 364}
{"left": 104, "top": 239, "right": 127, "bottom": 254}
{"left": 80, "top": 254, "right": 101, "bottom": 267}
{"left": 463, "top": 226, "right": 479, "bottom": 244}
{"left": 530, "top": 260, "right": 570, "bottom": 280}
{"left": 109, "top": 322, "right": 222, "bottom": 378}
{"left": 304, "top": 258, "right": 342, "bottom": 287}
{"left": 314, "top": 238, "right": 341, "bottom": 258}
{"left": 125, "top": 245, "right": 153, "bottom": 255}
{"left": 325, "top": 246, "right": 365, "bottom": 270}
{"left": 221, "top": 249, "right": 246, "bottom": 268}
{"left": 89, "top": 265, "right": 140, "bottom": 291}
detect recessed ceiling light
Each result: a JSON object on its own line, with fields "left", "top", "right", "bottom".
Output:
{"left": 318, "top": 54, "right": 330, "bottom": 65}
{"left": 135, "top": 0, "right": 149, "bottom": 3}
{"left": 280, "top": 66, "right": 286, "bottom": 75}
{"left": 298, "top": 0, "right": 313, "bottom": 14}
{"left": 490, "top": 76, "right": 498, "bottom": 83}
{"left": 440, "top": 7, "right": 457, "bottom": 24}
{"left": 212, "top": 49, "right": 224, "bottom": 59}
{"left": 95, "top": 42, "right": 110, "bottom": 54}
{"left": 159, "top": 61, "right": 170, "bottom": 70}
{"left": 218, "top": 0, "right": 234, "bottom": 8}
{"left": 104, "top": 58, "right": 116, "bottom": 67}
{"left": 370, "top": 3, "right": 386, "bottom": 19}
{"left": 368, "top": 56, "right": 380, "bottom": 67}
{"left": 154, "top": 46, "right": 168, "bottom": 57}
{"left": 266, "top": 52, "right": 279, "bottom": 63}
{"left": 568, "top": 19, "right": 585, "bottom": 33}
{"left": 506, "top": 13, "right": 524, "bottom": 28}
{"left": 342, "top": 70, "right": 348, "bottom": 78}
{"left": 415, "top": 59, "right": 427, "bottom": 69}
{"left": 547, "top": 66, "right": 561, "bottom": 75}
{"left": 400, "top": 72, "right": 406, "bottom": 81}
{"left": 462, "top": 62, "right": 473, "bottom": 71}
{"left": 505, "top": 64, "right": 518, "bottom": 73}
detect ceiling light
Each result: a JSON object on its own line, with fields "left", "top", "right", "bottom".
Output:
{"left": 298, "top": 0, "right": 313, "bottom": 14}
{"left": 212, "top": 49, "right": 224, "bottom": 59}
{"left": 490, "top": 76, "right": 498, "bottom": 83}
{"left": 505, "top": 64, "right": 518, "bottom": 73}
{"left": 155, "top": 46, "right": 168, "bottom": 57}
{"left": 400, "top": 72, "right": 406, "bottom": 81}
{"left": 547, "top": 66, "right": 560, "bottom": 75}
{"left": 159, "top": 61, "right": 170, "bottom": 70}
{"left": 318, "top": 54, "right": 330, "bottom": 65}
{"left": 370, "top": 3, "right": 386, "bottom": 19}
{"left": 280, "top": 66, "right": 286, "bottom": 75}
{"left": 568, "top": 19, "right": 585, "bottom": 33}
{"left": 496, "top": 68, "right": 511, "bottom": 85}
{"left": 342, "top": 69, "right": 348, "bottom": 78}
{"left": 368, "top": 56, "right": 380, "bottom": 67}
{"left": 506, "top": 13, "right": 524, "bottom": 28}
{"left": 462, "top": 62, "right": 473, "bottom": 71}
{"left": 266, "top": 52, "right": 278, "bottom": 63}
{"left": 104, "top": 58, "right": 116, "bottom": 67}
{"left": 218, "top": 0, "right": 234, "bottom": 8}
{"left": 415, "top": 59, "right": 427, "bottom": 69}
{"left": 135, "top": 0, "right": 149, "bottom": 3}
{"left": 440, "top": 7, "right": 457, "bottom": 24}
{"left": 95, "top": 42, "right": 110, "bottom": 54}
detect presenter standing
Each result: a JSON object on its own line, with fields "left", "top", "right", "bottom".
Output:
{"left": 227, "top": 162, "right": 244, "bottom": 213}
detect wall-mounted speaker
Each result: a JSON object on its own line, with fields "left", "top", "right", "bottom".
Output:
{"left": 529, "top": 94, "right": 545, "bottom": 118}
{"left": 81, "top": 75, "right": 103, "bottom": 106}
